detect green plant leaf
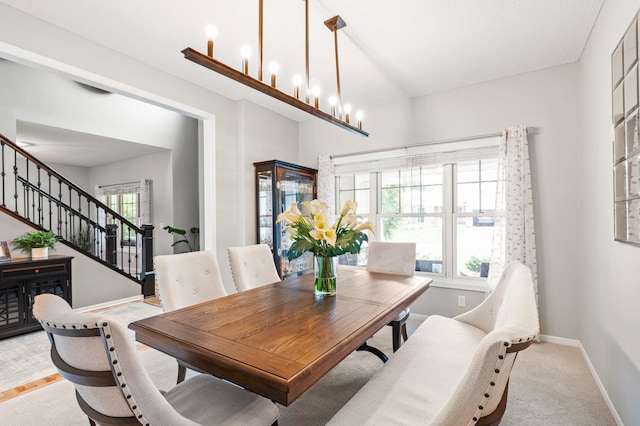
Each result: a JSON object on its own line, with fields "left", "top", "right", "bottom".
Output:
{"left": 287, "top": 239, "right": 315, "bottom": 260}
{"left": 163, "top": 225, "right": 186, "bottom": 236}
{"left": 12, "top": 230, "right": 58, "bottom": 252}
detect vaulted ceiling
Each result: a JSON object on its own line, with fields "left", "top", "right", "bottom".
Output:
{"left": 0, "top": 0, "right": 604, "bottom": 117}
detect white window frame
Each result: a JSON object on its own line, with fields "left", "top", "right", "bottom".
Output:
{"left": 333, "top": 137, "right": 500, "bottom": 292}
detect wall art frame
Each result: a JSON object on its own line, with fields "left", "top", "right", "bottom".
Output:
{"left": 612, "top": 13, "right": 640, "bottom": 246}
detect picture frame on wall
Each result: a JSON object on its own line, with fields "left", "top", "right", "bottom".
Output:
{"left": 0, "top": 240, "right": 11, "bottom": 263}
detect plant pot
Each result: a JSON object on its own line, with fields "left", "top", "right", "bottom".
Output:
{"left": 31, "top": 247, "right": 48, "bottom": 259}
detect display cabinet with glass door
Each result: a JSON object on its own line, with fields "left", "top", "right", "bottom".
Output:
{"left": 254, "top": 160, "right": 317, "bottom": 278}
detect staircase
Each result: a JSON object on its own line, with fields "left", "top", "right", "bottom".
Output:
{"left": 0, "top": 133, "right": 154, "bottom": 297}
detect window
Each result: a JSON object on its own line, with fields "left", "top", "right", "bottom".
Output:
{"left": 106, "top": 192, "right": 140, "bottom": 245}
{"left": 334, "top": 141, "right": 498, "bottom": 282}
{"left": 97, "top": 180, "right": 151, "bottom": 247}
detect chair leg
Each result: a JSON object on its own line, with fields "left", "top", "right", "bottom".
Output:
{"left": 177, "top": 362, "right": 187, "bottom": 384}
{"left": 392, "top": 321, "right": 402, "bottom": 352}
{"left": 401, "top": 322, "right": 409, "bottom": 342}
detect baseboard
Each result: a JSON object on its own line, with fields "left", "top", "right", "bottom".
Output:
{"left": 539, "top": 334, "right": 580, "bottom": 347}
{"left": 540, "top": 334, "right": 623, "bottom": 425}
{"left": 578, "top": 342, "right": 624, "bottom": 426}
{"left": 76, "top": 295, "right": 143, "bottom": 312}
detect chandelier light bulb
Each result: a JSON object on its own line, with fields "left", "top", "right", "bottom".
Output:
{"left": 240, "top": 45, "right": 252, "bottom": 59}
{"left": 205, "top": 24, "right": 219, "bottom": 58}
{"left": 329, "top": 96, "right": 337, "bottom": 117}
{"left": 269, "top": 61, "right": 279, "bottom": 88}
{"left": 240, "top": 45, "right": 252, "bottom": 74}
{"left": 205, "top": 25, "right": 219, "bottom": 40}
{"left": 343, "top": 103, "right": 352, "bottom": 123}
{"left": 356, "top": 111, "right": 364, "bottom": 129}
{"left": 312, "top": 86, "right": 321, "bottom": 109}
{"left": 293, "top": 74, "right": 302, "bottom": 99}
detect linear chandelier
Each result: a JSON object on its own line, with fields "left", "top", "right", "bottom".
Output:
{"left": 182, "top": 0, "right": 368, "bottom": 137}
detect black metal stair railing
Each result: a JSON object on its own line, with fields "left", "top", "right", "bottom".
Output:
{"left": 0, "top": 133, "right": 154, "bottom": 297}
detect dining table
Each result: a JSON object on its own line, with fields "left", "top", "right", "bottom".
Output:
{"left": 129, "top": 265, "right": 432, "bottom": 406}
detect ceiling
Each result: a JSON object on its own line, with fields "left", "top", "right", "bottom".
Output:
{"left": 0, "top": 0, "right": 604, "bottom": 120}
{"left": 17, "top": 121, "right": 167, "bottom": 168}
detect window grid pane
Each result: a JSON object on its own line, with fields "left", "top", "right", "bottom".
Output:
{"left": 335, "top": 151, "right": 496, "bottom": 280}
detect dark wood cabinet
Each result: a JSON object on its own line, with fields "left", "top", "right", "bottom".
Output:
{"left": 254, "top": 160, "right": 317, "bottom": 278}
{"left": 0, "top": 255, "right": 73, "bottom": 339}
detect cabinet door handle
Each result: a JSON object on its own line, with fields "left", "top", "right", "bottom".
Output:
{"left": 34, "top": 269, "right": 40, "bottom": 273}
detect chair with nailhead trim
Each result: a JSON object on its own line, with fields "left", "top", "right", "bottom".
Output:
{"left": 33, "top": 293, "right": 280, "bottom": 426}
{"left": 227, "top": 244, "right": 280, "bottom": 292}
{"left": 154, "top": 250, "right": 228, "bottom": 383}
{"left": 327, "top": 261, "right": 539, "bottom": 426}
{"left": 366, "top": 241, "right": 418, "bottom": 352}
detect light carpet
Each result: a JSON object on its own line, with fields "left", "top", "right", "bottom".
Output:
{"left": 0, "top": 304, "right": 617, "bottom": 425}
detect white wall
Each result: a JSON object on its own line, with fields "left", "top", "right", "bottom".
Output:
{"left": 578, "top": 0, "right": 640, "bottom": 423}
{"left": 213, "top": 100, "right": 299, "bottom": 293}
{"left": 301, "top": 64, "right": 583, "bottom": 338}
{"left": 48, "top": 163, "right": 90, "bottom": 189}
{"left": 88, "top": 150, "right": 175, "bottom": 257}
{"left": 298, "top": 98, "right": 414, "bottom": 166}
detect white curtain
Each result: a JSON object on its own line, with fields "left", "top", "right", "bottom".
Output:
{"left": 488, "top": 125, "right": 538, "bottom": 304}
{"left": 317, "top": 153, "right": 336, "bottom": 218}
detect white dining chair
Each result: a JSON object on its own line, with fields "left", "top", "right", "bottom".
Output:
{"left": 228, "top": 244, "right": 280, "bottom": 292}
{"left": 367, "top": 241, "right": 417, "bottom": 352}
{"left": 33, "top": 293, "right": 279, "bottom": 426}
{"left": 154, "top": 250, "right": 228, "bottom": 382}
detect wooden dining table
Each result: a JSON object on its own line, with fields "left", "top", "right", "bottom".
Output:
{"left": 129, "top": 266, "right": 431, "bottom": 406}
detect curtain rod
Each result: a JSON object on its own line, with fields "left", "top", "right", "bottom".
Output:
{"left": 330, "top": 128, "right": 531, "bottom": 160}
{"left": 98, "top": 180, "right": 141, "bottom": 189}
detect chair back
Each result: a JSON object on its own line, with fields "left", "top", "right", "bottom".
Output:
{"left": 154, "top": 250, "right": 227, "bottom": 311}
{"left": 33, "top": 293, "right": 189, "bottom": 425}
{"left": 455, "top": 261, "right": 539, "bottom": 340}
{"left": 228, "top": 244, "right": 280, "bottom": 292}
{"left": 436, "top": 261, "right": 539, "bottom": 424}
{"left": 366, "top": 241, "right": 417, "bottom": 276}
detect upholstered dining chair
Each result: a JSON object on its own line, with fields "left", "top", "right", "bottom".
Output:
{"left": 154, "top": 250, "right": 228, "bottom": 382}
{"left": 33, "top": 294, "right": 279, "bottom": 426}
{"left": 367, "top": 241, "right": 417, "bottom": 352}
{"left": 228, "top": 244, "right": 280, "bottom": 292}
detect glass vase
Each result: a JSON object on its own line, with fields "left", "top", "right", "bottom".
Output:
{"left": 314, "top": 255, "right": 337, "bottom": 296}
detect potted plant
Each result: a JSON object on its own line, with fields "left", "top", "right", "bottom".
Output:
{"left": 12, "top": 230, "right": 58, "bottom": 259}
{"left": 163, "top": 225, "right": 199, "bottom": 253}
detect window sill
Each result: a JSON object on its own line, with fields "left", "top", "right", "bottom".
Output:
{"left": 415, "top": 271, "right": 488, "bottom": 292}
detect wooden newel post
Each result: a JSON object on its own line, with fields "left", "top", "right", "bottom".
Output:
{"left": 141, "top": 224, "right": 155, "bottom": 298}
{"left": 105, "top": 224, "right": 118, "bottom": 266}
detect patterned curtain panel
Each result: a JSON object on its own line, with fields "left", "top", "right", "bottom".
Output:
{"left": 317, "top": 153, "right": 336, "bottom": 220}
{"left": 139, "top": 179, "right": 152, "bottom": 226}
{"left": 488, "top": 125, "right": 538, "bottom": 306}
